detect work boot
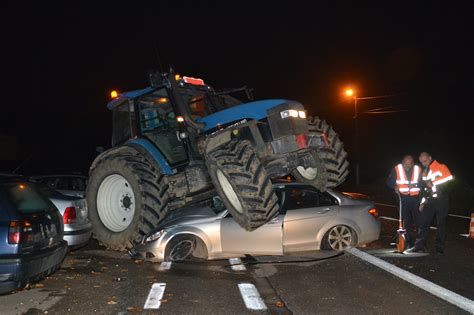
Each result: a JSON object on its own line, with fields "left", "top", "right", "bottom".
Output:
{"left": 404, "top": 246, "right": 426, "bottom": 254}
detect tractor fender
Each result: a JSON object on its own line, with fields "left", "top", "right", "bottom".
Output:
{"left": 89, "top": 138, "right": 173, "bottom": 175}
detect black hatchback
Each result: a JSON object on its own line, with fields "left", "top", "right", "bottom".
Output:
{"left": 0, "top": 175, "right": 67, "bottom": 294}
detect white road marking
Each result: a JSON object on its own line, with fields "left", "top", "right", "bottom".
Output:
{"left": 158, "top": 261, "right": 172, "bottom": 271}
{"left": 375, "top": 203, "right": 471, "bottom": 219}
{"left": 238, "top": 283, "right": 267, "bottom": 310}
{"left": 144, "top": 283, "right": 166, "bottom": 309}
{"left": 229, "top": 258, "right": 246, "bottom": 271}
{"left": 379, "top": 216, "right": 437, "bottom": 230}
{"left": 346, "top": 248, "right": 474, "bottom": 314}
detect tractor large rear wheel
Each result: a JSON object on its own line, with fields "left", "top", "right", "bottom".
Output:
{"left": 86, "top": 148, "right": 170, "bottom": 251}
{"left": 294, "top": 116, "right": 349, "bottom": 189}
{"left": 206, "top": 140, "right": 279, "bottom": 231}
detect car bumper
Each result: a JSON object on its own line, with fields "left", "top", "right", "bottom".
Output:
{"left": 0, "top": 241, "right": 68, "bottom": 294}
{"left": 64, "top": 223, "right": 92, "bottom": 247}
{"left": 357, "top": 219, "right": 382, "bottom": 245}
{"left": 130, "top": 240, "right": 166, "bottom": 262}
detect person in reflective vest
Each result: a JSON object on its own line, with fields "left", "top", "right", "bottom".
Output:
{"left": 386, "top": 155, "right": 422, "bottom": 249}
{"left": 407, "top": 152, "right": 453, "bottom": 254}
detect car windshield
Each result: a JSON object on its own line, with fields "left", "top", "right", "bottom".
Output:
{"left": 1, "top": 182, "right": 55, "bottom": 214}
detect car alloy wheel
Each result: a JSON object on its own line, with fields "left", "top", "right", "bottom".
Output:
{"left": 327, "top": 225, "right": 352, "bottom": 251}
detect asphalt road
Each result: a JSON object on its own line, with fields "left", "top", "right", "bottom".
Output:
{"left": 1, "top": 205, "right": 473, "bottom": 315}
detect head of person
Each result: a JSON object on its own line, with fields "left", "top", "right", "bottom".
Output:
{"left": 419, "top": 152, "right": 432, "bottom": 168}
{"left": 402, "top": 155, "right": 414, "bottom": 172}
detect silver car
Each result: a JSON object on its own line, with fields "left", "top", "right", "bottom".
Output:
{"left": 37, "top": 185, "right": 92, "bottom": 248}
{"left": 132, "top": 182, "right": 381, "bottom": 261}
{"left": 32, "top": 174, "right": 88, "bottom": 198}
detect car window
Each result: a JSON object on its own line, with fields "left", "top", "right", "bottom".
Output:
{"left": 55, "top": 177, "right": 72, "bottom": 190}
{"left": 1, "top": 182, "right": 54, "bottom": 214}
{"left": 286, "top": 188, "right": 319, "bottom": 210}
{"left": 285, "top": 186, "right": 338, "bottom": 210}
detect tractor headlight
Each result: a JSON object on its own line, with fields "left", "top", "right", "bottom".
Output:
{"left": 145, "top": 229, "right": 165, "bottom": 243}
{"left": 280, "top": 109, "right": 306, "bottom": 119}
{"left": 280, "top": 109, "right": 299, "bottom": 119}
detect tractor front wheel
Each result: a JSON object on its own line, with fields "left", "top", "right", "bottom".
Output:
{"left": 206, "top": 140, "right": 279, "bottom": 231}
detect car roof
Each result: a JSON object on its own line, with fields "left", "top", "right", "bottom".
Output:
{"left": 31, "top": 174, "right": 87, "bottom": 179}
{"left": 0, "top": 173, "right": 25, "bottom": 183}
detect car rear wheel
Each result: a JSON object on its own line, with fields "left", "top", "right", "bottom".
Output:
{"left": 322, "top": 225, "right": 354, "bottom": 251}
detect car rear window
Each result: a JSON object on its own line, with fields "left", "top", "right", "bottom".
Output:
{"left": 1, "top": 182, "right": 53, "bottom": 214}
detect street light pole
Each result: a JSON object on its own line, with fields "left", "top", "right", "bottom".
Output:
{"left": 354, "top": 96, "right": 359, "bottom": 186}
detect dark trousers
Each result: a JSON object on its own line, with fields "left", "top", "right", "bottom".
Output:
{"left": 415, "top": 197, "right": 449, "bottom": 250}
{"left": 401, "top": 196, "right": 421, "bottom": 247}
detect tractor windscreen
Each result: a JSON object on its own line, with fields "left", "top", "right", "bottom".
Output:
{"left": 177, "top": 85, "right": 242, "bottom": 118}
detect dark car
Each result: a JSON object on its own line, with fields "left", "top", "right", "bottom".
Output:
{"left": 0, "top": 176, "right": 67, "bottom": 294}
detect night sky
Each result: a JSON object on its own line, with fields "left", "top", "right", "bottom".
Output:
{"left": 2, "top": 2, "right": 473, "bottom": 186}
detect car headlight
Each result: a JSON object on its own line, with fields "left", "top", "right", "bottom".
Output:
{"left": 145, "top": 229, "right": 165, "bottom": 243}
{"left": 280, "top": 109, "right": 306, "bottom": 119}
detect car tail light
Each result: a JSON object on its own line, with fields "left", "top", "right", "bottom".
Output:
{"left": 63, "top": 207, "right": 77, "bottom": 224}
{"left": 296, "top": 134, "right": 308, "bottom": 149}
{"left": 368, "top": 208, "right": 379, "bottom": 218}
{"left": 8, "top": 220, "right": 32, "bottom": 244}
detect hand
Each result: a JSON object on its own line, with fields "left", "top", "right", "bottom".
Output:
{"left": 426, "top": 181, "right": 433, "bottom": 188}
{"left": 419, "top": 204, "right": 424, "bottom": 212}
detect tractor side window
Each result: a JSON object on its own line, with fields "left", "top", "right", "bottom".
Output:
{"left": 138, "top": 89, "right": 187, "bottom": 166}
{"left": 112, "top": 103, "right": 133, "bottom": 146}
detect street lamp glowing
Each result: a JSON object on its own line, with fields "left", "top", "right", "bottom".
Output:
{"left": 345, "top": 88, "right": 354, "bottom": 97}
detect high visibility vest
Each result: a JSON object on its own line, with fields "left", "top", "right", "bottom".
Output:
{"left": 422, "top": 160, "right": 453, "bottom": 198}
{"left": 395, "top": 164, "right": 421, "bottom": 196}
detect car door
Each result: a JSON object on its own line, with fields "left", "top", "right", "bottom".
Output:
{"left": 282, "top": 185, "right": 338, "bottom": 252}
{"left": 220, "top": 213, "right": 283, "bottom": 255}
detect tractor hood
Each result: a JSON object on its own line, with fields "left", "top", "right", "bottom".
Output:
{"left": 196, "top": 99, "right": 302, "bottom": 132}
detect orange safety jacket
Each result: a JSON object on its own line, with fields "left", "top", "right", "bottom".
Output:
{"left": 422, "top": 160, "right": 453, "bottom": 199}
{"left": 395, "top": 164, "right": 421, "bottom": 196}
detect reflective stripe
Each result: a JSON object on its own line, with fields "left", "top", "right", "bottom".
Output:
{"left": 396, "top": 164, "right": 407, "bottom": 183}
{"left": 433, "top": 175, "right": 453, "bottom": 186}
{"left": 399, "top": 188, "right": 410, "bottom": 192}
{"left": 396, "top": 180, "right": 409, "bottom": 184}
{"left": 412, "top": 165, "right": 420, "bottom": 183}
{"left": 410, "top": 188, "right": 420, "bottom": 192}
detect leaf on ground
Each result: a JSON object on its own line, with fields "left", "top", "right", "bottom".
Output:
{"left": 35, "top": 283, "right": 44, "bottom": 288}
{"left": 93, "top": 285, "right": 101, "bottom": 288}
{"left": 276, "top": 300, "right": 285, "bottom": 308}
{"left": 91, "top": 270, "right": 101, "bottom": 275}
{"left": 120, "top": 269, "right": 128, "bottom": 272}
{"left": 107, "top": 300, "right": 117, "bottom": 305}
{"left": 127, "top": 307, "right": 140, "bottom": 314}
{"left": 160, "top": 299, "right": 168, "bottom": 303}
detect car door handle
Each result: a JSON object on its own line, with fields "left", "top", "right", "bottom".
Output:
{"left": 269, "top": 218, "right": 280, "bottom": 224}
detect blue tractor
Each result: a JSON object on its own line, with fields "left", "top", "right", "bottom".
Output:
{"left": 86, "top": 68, "right": 348, "bottom": 250}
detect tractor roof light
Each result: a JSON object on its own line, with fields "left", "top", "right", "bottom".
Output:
{"left": 183, "top": 76, "right": 205, "bottom": 86}
{"left": 110, "top": 90, "right": 119, "bottom": 99}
